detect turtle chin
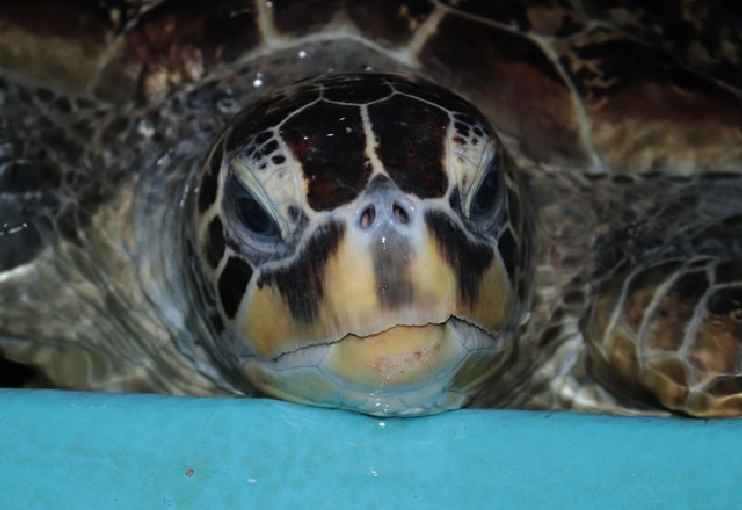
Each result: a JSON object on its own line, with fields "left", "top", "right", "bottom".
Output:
{"left": 240, "top": 318, "right": 514, "bottom": 416}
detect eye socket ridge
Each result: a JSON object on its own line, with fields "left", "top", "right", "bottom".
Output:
{"left": 468, "top": 150, "right": 502, "bottom": 223}
{"left": 225, "top": 173, "right": 282, "bottom": 243}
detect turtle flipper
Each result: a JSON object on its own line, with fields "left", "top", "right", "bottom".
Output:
{"left": 586, "top": 254, "right": 742, "bottom": 417}
{"left": 0, "top": 76, "right": 161, "bottom": 393}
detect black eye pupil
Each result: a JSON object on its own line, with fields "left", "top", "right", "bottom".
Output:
{"left": 236, "top": 196, "right": 277, "bottom": 236}
{"left": 470, "top": 155, "right": 500, "bottom": 218}
{"left": 228, "top": 175, "right": 280, "bottom": 239}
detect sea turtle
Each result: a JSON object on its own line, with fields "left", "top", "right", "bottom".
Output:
{"left": 1, "top": 0, "right": 742, "bottom": 417}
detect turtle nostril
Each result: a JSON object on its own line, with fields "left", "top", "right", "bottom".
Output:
{"left": 393, "top": 202, "right": 409, "bottom": 225}
{"left": 359, "top": 204, "right": 376, "bottom": 229}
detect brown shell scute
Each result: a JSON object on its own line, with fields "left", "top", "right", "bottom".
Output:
{"left": 419, "top": 13, "right": 582, "bottom": 165}
{"left": 5, "top": 0, "right": 742, "bottom": 171}
{"left": 0, "top": 2, "right": 111, "bottom": 93}
{"left": 558, "top": 26, "right": 742, "bottom": 172}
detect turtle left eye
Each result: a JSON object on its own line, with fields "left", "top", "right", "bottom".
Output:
{"left": 227, "top": 174, "right": 280, "bottom": 241}
{"left": 469, "top": 152, "right": 500, "bottom": 221}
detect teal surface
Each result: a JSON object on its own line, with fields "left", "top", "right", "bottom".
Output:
{"left": 0, "top": 389, "right": 740, "bottom": 509}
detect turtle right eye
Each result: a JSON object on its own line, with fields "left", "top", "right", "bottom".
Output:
{"left": 226, "top": 174, "right": 281, "bottom": 241}
{"left": 470, "top": 154, "right": 500, "bottom": 219}
{"left": 467, "top": 150, "right": 503, "bottom": 229}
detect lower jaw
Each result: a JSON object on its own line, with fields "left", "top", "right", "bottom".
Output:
{"left": 241, "top": 319, "right": 512, "bottom": 416}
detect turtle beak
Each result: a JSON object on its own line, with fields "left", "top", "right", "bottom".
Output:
{"left": 242, "top": 317, "right": 513, "bottom": 416}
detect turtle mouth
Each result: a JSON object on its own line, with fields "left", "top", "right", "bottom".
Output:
{"left": 322, "top": 322, "right": 479, "bottom": 389}
{"left": 241, "top": 317, "right": 509, "bottom": 416}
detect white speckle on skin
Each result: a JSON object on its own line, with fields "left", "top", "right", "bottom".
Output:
{"left": 136, "top": 118, "right": 155, "bottom": 138}
{"left": 252, "top": 73, "right": 264, "bottom": 88}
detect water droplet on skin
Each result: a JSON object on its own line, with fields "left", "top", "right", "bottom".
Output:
{"left": 216, "top": 96, "right": 240, "bottom": 113}
{"left": 136, "top": 118, "right": 155, "bottom": 138}
{"left": 0, "top": 221, "right": 28, "bottom": 236}
{"left": 156, "top": 152, "right": 171, "bottom": 167}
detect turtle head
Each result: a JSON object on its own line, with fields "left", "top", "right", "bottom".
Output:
{"left": 190, "top": 74, "right": 532, "bottom": 415}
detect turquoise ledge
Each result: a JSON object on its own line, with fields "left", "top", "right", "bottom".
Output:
{"left": 0, "top": 389, "right": 739, "bottom": 509}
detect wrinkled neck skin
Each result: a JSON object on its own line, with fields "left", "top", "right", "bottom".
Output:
{"left": 130, "top": 134, "right": 243, "bottom": 395}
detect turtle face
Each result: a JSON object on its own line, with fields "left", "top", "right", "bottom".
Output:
{"left": 191, "top": 74, "right": 531, "bottom": 415}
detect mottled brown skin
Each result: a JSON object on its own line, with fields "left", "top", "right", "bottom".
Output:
{"left": 1, "top": 0, "right": 742, "bottom": 416}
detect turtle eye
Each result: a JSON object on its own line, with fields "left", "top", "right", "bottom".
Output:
{"left": 226, "top": 174, "right": 280, "bottom": 241}
{"left": 469, "top": 151, "right": 501, "bottom": 221}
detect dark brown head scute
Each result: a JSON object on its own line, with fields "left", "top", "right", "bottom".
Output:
{"left": 260, "top": 139, "right": 280, "bottom": 157}
{"left": 391, "top": 79, "right": 488, "bottom": 121}
{"left": 198, "top": 147, "right": 222, "bottom": 213}
{"left": 257, "top": 221, "right": 345, "bottom": 323}
{"left": 225, "top": 83, "right": 322, "bottom": 152}
{"left": 218, "top": 256, "right": 254, "bottom": 319}
{"left": 453, "top": 120, "right": 471, "bottom": 138}
{"left": 369, "top": 94, "right": 448, "bottom": 198}
{"left": 204, "top": 216, "right": 225, "bottom": 269}
{"left": 281, "top": 102, "right": 371, "bottom": 211}
{"left": 425, "top": 210, "right": 493, "bottom": 304}
{"left": 186, "top": 235, "right": 217, "bottom": 311}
